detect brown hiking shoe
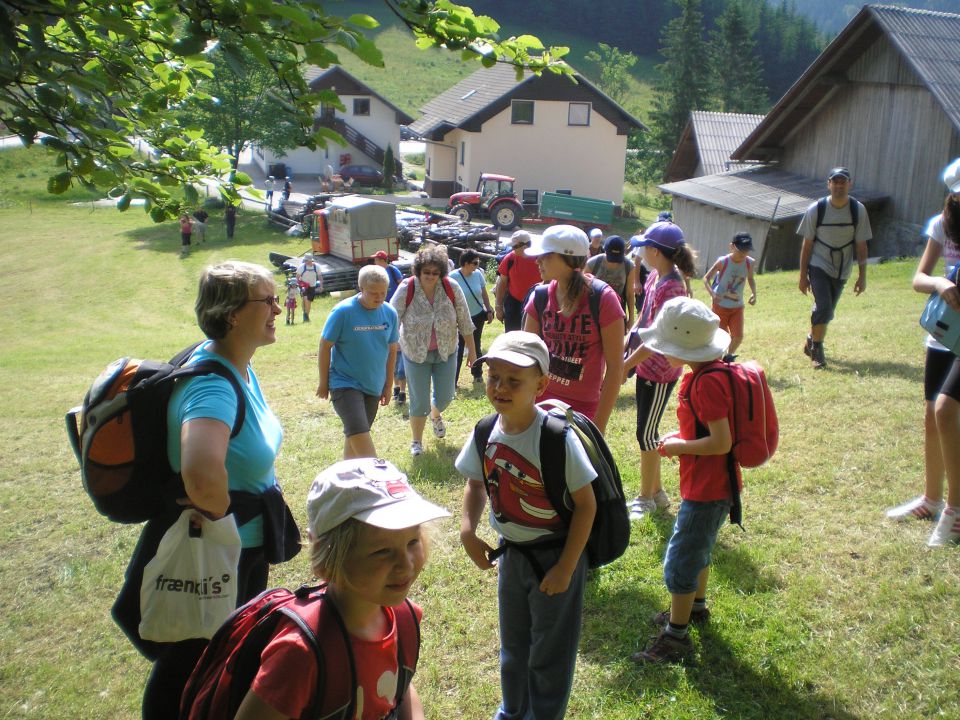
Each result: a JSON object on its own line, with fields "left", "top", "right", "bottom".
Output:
{"left": 803, "top": 336, "right": 813, "bottom": 358}
{"left": 631, "top": 629, "right": 694, "bottom": 664}
{"left": 811, "top": 342, "right": 826, "bottom": 370}
{"left": 651, "top": 606, "right": 710, "bottom": 628}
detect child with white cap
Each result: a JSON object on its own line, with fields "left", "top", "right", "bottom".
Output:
{"left": 456, "top": 330, "right": 597, "bottom": 719}
{"left": 230, "top": 459, "right": 449, "bottom": 719}
{"left": 629, "top": 296, "right": 739, "bottom": 665}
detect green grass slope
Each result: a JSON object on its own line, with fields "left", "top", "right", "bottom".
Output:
{"left": 0, "top": 145, "right": 958, "bottom": 718}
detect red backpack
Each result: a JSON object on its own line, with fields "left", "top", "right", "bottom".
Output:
{"left": 404, "top": 276, "right": 456, "bottom": 306}
{"left": 688, "top": 360, "right": 779, "bottom": 528}
{"left": 690, "top": 360, "right": 778, "bottom": 468}
{"left": 179, "top": 585, "right": 420, "bottom": 720}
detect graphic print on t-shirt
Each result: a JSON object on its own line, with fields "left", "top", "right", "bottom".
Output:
{"left": 540, "top": 308, "right": 594, "bottom": 387}
{"left": 483, "top": 442, "right": 560, "bottom": 530}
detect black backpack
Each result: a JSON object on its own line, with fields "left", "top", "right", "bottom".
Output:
{"left": 531, "top": 276, "right": 607, "bottom": 331}
{"left": 65, "top": 343, "right": 245, "bottom": 524}
{"left": 472, "top": 399, "right": 630, "bottom": 571}
{"left": 814, "top": 196, "right": 861, "bottom": 279}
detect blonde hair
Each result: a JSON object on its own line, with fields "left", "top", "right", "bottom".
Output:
{"left": 309, "top": 520, "right": 432, "bottom": 585}
{"left": 358, "top": 264, "right": 389, "bottom": 288}
{"left": 195, "top": 261, "right": 274, "bottom": 339}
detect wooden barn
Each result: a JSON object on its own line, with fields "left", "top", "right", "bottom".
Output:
{"left": 660, "top": 4, "right": 960, "bottom": 272}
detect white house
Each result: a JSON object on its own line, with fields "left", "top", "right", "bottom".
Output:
{"left": 253, "top": 66, "right": 414, "bottom": 179}
{"left": 409, "top": 63, "right": 646, "bottom": 205}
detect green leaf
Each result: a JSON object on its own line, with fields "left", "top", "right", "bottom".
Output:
{"left": 47, "top": 172, "right": 73, "bottom": 195}
{"left": 347, "top": 14, "right": 379, "bottom": 29}
{"left": 116, "top": 193, "right": 132, "bottom": 211}
{"left": 184, "top": 184, "right": 199, "bottom": 204}
{"left": 232, "top": 171, "right": 252, "bottom": 186}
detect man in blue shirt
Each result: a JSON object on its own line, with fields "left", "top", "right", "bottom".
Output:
{"left": 317, "top": 265, "right": 399, "bottom": 458}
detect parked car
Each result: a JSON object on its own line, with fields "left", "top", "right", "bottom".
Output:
{"left": 339, "top": 164, "right": 384, "bottom": 185}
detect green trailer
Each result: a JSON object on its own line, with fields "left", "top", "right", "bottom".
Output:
{"left": 535, "top": 191, "right": 615, "bottom": 228}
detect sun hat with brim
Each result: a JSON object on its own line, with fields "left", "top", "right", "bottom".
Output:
{"left": 476, "top": 330, "right": 550, "bottom": 375}
{"left": 943, "top": 158, "right": 960, "bottom": 193}
{"left": 637, "top": 296, "right": 730, "bottom": 362}
{"left": 525, "top": 224, "right": 589, "bottom": 257}
{"left": 635, "top": 221, "right": 685, "bottom": 254}
{"left": 307, "top": 459, "right": 450, "bottom": 537}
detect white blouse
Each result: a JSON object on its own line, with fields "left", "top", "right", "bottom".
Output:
{"left": 391, "top": 276, "right": 475, "bottom": 363}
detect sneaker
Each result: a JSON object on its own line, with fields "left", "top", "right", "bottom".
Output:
{"left": 431, "top": 416, "right": 446, "bottom": 439}
{"left": 811, "top": 342, "right": 826, "bottom": 370}
{"left": 886, "top": 495, "right": 945, "bottom": 522}
{"left": 397, "top": 391, "right": 406, "bottom": 405}
{"left": 651, "top": 606, "right": 710, "bottom": 628}
{"left": 392, "top": 386, "right": 400, "bottom": 401}
{"left": 927, "top": 509, "right": 960, "bottom": 546}
{"left": 410, "top": 441, "right": 424, "bottom": 457}
{"left": 630, "top": 629, "right": 693, "bottom": 664}
{"left": 629, "top": 497, "right": 657, "bottom": 521}
{"left": 652, "top": 489, "right": 671, "bottom": 510}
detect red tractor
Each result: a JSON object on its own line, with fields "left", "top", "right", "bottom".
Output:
{"left": 448, "top": 173, "right": 524, "bottom": 230}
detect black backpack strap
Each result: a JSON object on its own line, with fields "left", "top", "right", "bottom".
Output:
{"left": 688, "top": 365, "right": 743, "bottom": 530}
{"left": 586, "top": 276, "right": 606, "bottom": 330}
{"left": 165, "top": 343, "right": 247, "bottom": 438}
{"left": 538, "top": 412, "right": 572, "bottom": 526}
{"left": 531, "top": 284, "right": 548, "bottom": 332}
{"left": 472, "top": 413, "right": 500, "bottom": 493}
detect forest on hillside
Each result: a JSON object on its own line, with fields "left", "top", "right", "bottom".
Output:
{"left": 452, "top": 0, "right": 825, "bottom": 106}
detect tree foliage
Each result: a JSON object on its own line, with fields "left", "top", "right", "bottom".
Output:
{"left": 649, "top": 0, "right": 712, "bottom": 167}
{"left": 584, "top": 43, "right": 636, "bottom": 105}
{"left": 382, "top": 143, "right": 396, "bottom": 189}
{"left": 1, "top": 0, "right": 571, "bottom": 220}
{"left": 710, "top": 0, "right": 767, "bottom": 113}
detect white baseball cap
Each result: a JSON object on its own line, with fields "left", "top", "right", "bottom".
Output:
{"left": 525, "top": 224, "right": 589, "bottom": 258}
{"left": 307, "top": 459, "right": 450, "bottom": 536}
{"left": 943, "top": 158, "right": 960, "bottom": 193}
{"left": 637, "top": 296, "right": 730, "bottom": 362}
{"left": 589, "top": 228, "right": 603, "bottom": 239}
{"left": 476, "top": 331, "right": 550, "bottom": 374}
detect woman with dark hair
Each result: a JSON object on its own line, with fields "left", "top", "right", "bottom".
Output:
{"left": 523, "top": 225, "right": 625, "bottom": 433}
{"left": 391, "top": 246, "right": 477, "bottom": 456}
{"left": 139, "top": 261, "right": 291, "bottom": 718}
{"left": 451, "top": 249, "right": 494, "bottom": 384}
{"left": 887, "top": 159, "right": 960, "bottom": 546}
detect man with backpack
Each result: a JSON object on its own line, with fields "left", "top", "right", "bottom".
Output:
{"left": 495, "top": 230, "right": 541, "bottom": 332}
{"left": 797, "top": 166, "right": 872, "bottom": 369}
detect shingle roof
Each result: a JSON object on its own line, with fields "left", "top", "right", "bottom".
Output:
{"left": 734, "top": 4, "right": 960, "bottom": 160}
{"left": 409, "top": 62, "right": 646, "bottom": 139}
{"left": 691, "top": 112, "right": 764, "bottom": 175}
{"left": 303, "top": 66, "right": 414, "bottom": 125}
{"left": 659, "top": 165, "right": 888, "bottom": 221}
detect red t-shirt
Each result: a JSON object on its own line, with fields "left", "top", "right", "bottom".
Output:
{"left": 251, "top": 602, "right": 423, "bottom": 719}
{"left": 498, "top": 251, "right": 542, "bottom": 302}
{"left": 676, "top": 363, "right": 742, "bottom": 501}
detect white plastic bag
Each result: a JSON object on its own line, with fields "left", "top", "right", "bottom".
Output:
{"left": 139, "top": 510, "right": 241, "bottom": 642}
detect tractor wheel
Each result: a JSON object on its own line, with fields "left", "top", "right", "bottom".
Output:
{"left": 492, "top": 203, "right": 521, "bottom": 230}
{"left": 450, "top": 204, "right": 474, "bottom": 223}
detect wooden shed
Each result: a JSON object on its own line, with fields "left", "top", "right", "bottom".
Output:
{"left": 662, "top": 4, "right": 960, "bottom": 268}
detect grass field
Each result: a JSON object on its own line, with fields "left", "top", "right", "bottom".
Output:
{"left": 1, "top": 144, "right": 958, "bottom": 719}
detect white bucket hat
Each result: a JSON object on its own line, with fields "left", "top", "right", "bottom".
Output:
{"left": 637, "top": 296, "right": 730, "bottom": 362}
{"left": 943, "top": 158, "right": 960, "bottom": 193}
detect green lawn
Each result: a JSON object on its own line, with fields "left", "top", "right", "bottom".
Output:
{"left": 1, "top": 145, "right": 958, "bottom": 719}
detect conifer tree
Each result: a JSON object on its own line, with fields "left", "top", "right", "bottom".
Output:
{"left": 649, "top": 0, "right": 713, "bottom": 172}
{"left": 710, "top": 0, "right": 769, "bottom": 113}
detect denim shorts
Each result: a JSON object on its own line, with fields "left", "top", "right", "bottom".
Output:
{"left": 663, "top": 498, "right": 731, "bottom": 594}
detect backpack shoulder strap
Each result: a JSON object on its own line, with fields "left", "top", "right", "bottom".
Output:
{"left": 532, "top": 284, "right": 549, "bottom": 329}
{"left": 849, "top": 196, "right": 859, "bottom": 228}
{"left": 405, "top": 278, "right": 415, "bottom": 308}
{"left": 538, "top": 412, "right": 572, "bottom": 525}
{"left": 392, "top": 599, "right": 421, "bottom": 712}
{"left": 815, "top": 197, "right": 827, "bottom": 229}
{"left": 442, "top": 277, "right": 456, "bottom": 305}
{"left": 163, "top": 344, "right": 246, "bottom": 438}
{"left": 587, "top": 276, "right": 606, "bottom": 329}
{"left": 472, "top": 413, "right": 499, "bottom": 488}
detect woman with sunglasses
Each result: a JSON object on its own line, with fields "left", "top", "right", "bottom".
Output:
{"left": 392, "top": 246, "right": 477, "bottom": 456}
{"left": 139, "top": 261, "right": 291, "bottom": 719}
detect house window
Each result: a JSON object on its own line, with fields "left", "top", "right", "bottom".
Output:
{"left": 568, "top": 102, "right": 591, "bottom": 126}
{"left": 521, "top": 189, "right": 539, "bottom": 206}
{"left": 353, "top": 98, "right": 370, "bottom": 116}
{"left": 460, "top": 141, "right": 465, "bottom": 166}
{"left": 555, "top": 189, "right": 572, "bottom": 195}
{"left": 511, "top": 100, "right": 534, "bottom": 125}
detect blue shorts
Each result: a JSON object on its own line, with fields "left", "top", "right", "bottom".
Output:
{"left": 663, "top": 499, "right": 731, "bottom": 594}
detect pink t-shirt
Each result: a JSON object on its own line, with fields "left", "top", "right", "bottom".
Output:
{"left": 524, "top": 279, "right": 624, "bottom": 418}
{"left": 251, "top": 603, "right": 422, "bottom": 719}
{"left": 635, "top": 269, "right": 686, "bottom": 384}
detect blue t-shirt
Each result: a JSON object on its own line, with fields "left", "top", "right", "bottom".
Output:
{"left": 322, "top": 294, "right": 400, "bottom": 396}
{"left": 167, "top": 342, "right": 283, "bottom": 548}
{"left": 385, "top": 264, "right": 403, "bottom": 301}
{"left": 450, "top": 268, "right": 487, "bottom": 316}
